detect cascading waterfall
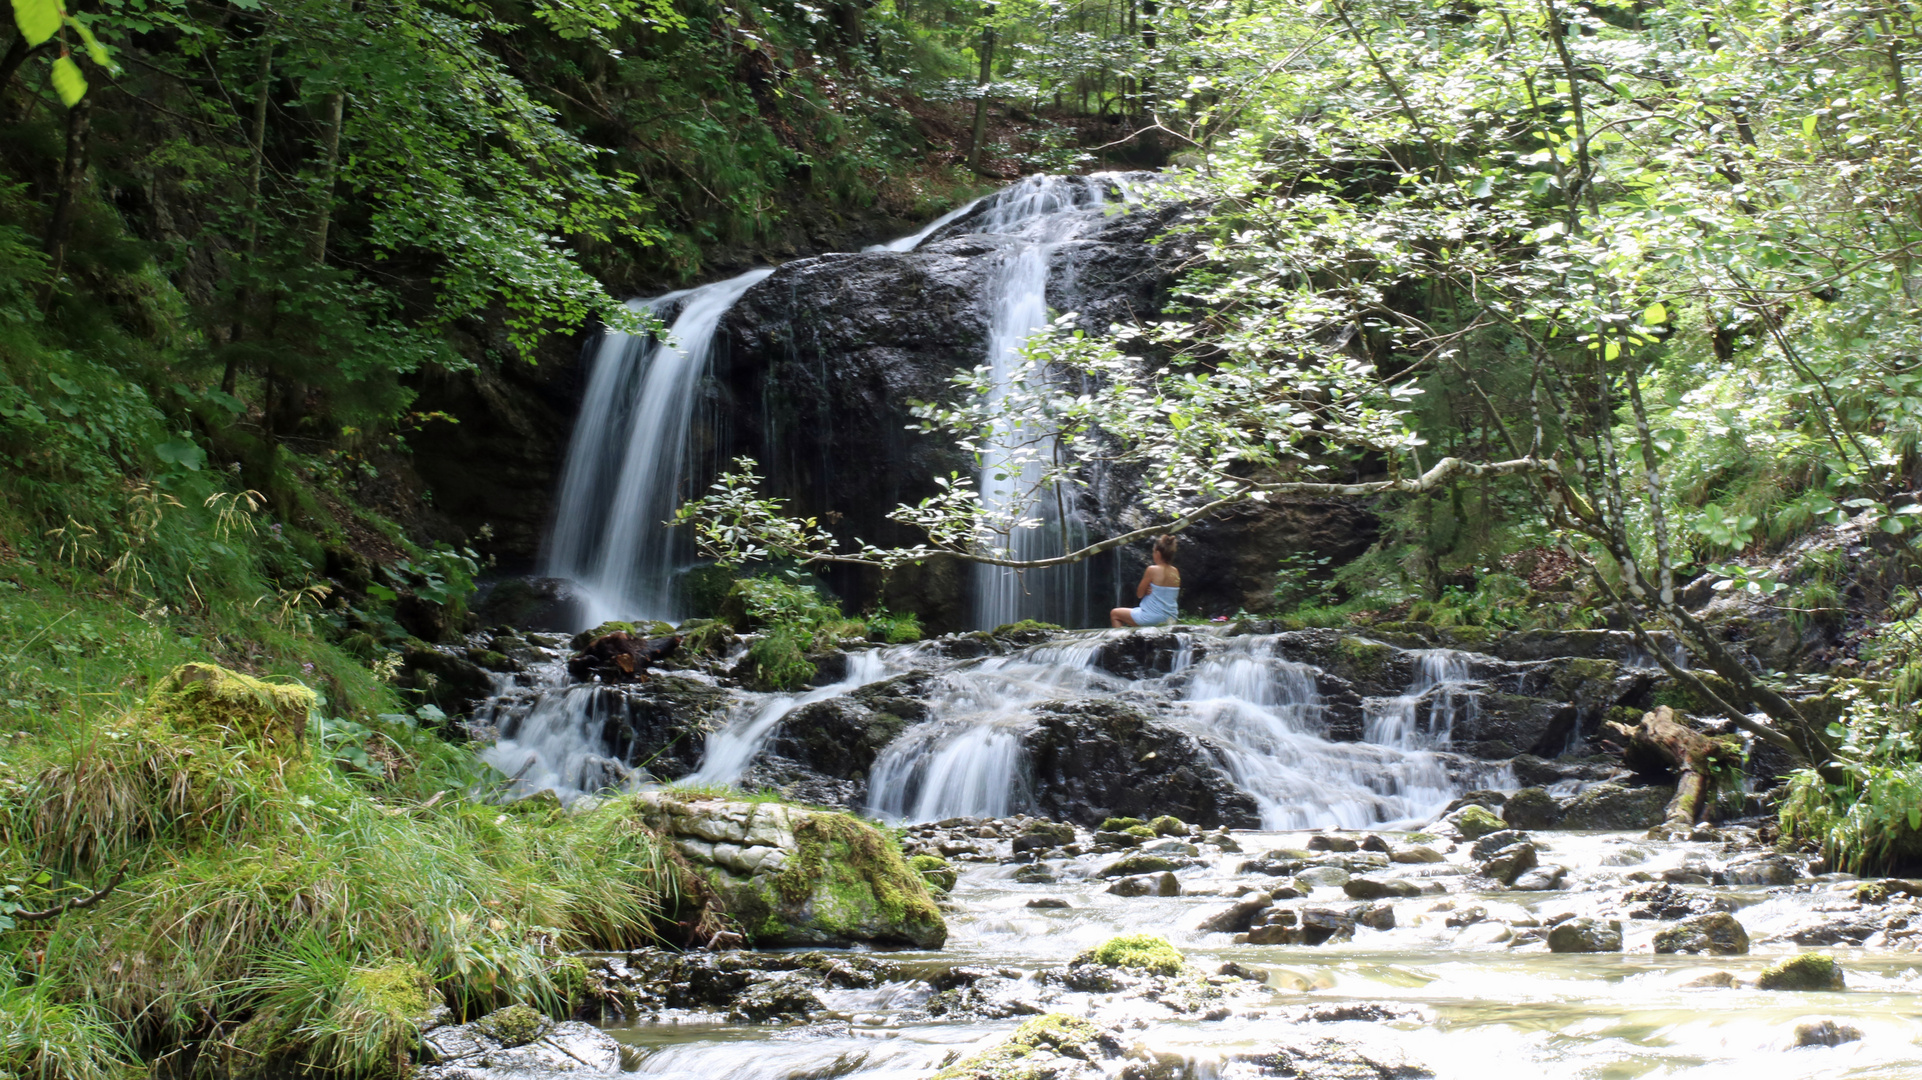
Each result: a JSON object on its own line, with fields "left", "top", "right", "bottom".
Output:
{"left": 867, "top": 639, "right": 1113, "bottom": 821}
{"left": 687, "top": 649, "right": 895, "bottom": 786}
{"left": 542, "top": 269, "right": 774, "bottom": 624}
{"left": 1364, "top": 649, "right": 1481, "bottom": 748}
{"left": 1179, "top": 640, "right": 1463, "bottom": 830}
{"left": 968, "top": 174, "right": 1141, "bottom": 630}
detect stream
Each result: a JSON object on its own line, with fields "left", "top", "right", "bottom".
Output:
{"left": 601, "top": 826, "right": 1922, "bottom": 1080}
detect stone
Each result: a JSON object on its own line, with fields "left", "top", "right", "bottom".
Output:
{"left": 1014, "top": 864, "right": 1057, "bottom": 884}
{"left": 590, "top": 676, "right": 734, "bottom": 780}
{"left": 1199, "top": 896, "right": 1275, "bottom": 934}
{"left": 1106, "top": 873, "right": 1180, "bottom": 898}
{"left": 1300, "top": 907, "right": 1359, "bottom": 945}
{"left": 1217, "top": 962, "right": 1267, "bottom": 982}
{"left": 1723, "top": 854, "right": 1799, "bottom": 886}
{"left": 1557, "top": 783, "right": 1673, "bottom": 830}
{"left": 910, "top": 854, "right": 958, "bottom": 892}
{"left": 1793, "top": 1019, "right": 1863, "bottom": 1047}
{"left": 772, "top": 673, "right": 935, "bottom": 780}
{"left": 1681, "top": 971, "right": 1738, "bottom": 989}
{"left": 1295, "top": 865, "right": 1352, "bottom": 888}
{"left": 1547, "top": 918, "right": 1623, "bottom": 953}
{"left": 1022, "top": 699, "right": 1262, "bottom": 828}
{"left": 1307, "top": 834, "right": 1361, "bottom": 852}
{"left": 1027, "top": 898, "right": 1070, "bottom": 909}
{"left": 729, "top": 979, "right": 827, "bottom": 1022}
{"left": 418, "top": 1019, "right": 621, "bottom": 1080}
{"left": 1358, "top": 903, "right": 1397, "bottom": 931}
{"left": 1012, "top": 821, "right": 1077, "bottom": 852}
{"left": 1141, "top": 839, "right": 1201, "bottom": 856}
{"left": 1509, "top": 865, "right": 1567, "bottom": 891}
{"left": 1447, "top": 804, "right": 1505, "bottom": 839}
{"left": 1391, "top": 846, "right": 1446, "bottom": 864}
{"left": 637, "top": 792, "right": 944, "bottom": 948}
{"left": 1469, "top": 830, "right": 1530, "bottom": 860}
{"left": 1478, "top": 843, "right": 1539, "bottom": 886}
{"left": 1233, "top": 1034, "right": 1435, "bottom": 1079}
{"left": 1501, "top": 787, "right": 1565, "bottom": 830}
{"left": 1757, "top": 953, "right": 1846, "bottom": 991}
{"left": 1099, "top": 853, "right": 1192, "bottom": 878}
{"left": 1653, "top": 912, "right": 1750, "bottom": 956}
{"left": 1343, "top": 876, "right": 1420, "bottom": 900}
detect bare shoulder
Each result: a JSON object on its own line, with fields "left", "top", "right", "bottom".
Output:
{"left": 1148, "top": 564, "right": 1181, "bottom": 587}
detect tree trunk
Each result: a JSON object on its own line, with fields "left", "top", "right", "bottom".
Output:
{"left": 967, "top": 26, "right": 996, "bottom": 174}
{"left": 40, "top": 97, "right": 92, "bottom": 307}
{"left": 1606, "top": 706, "right": 1718, "bottom": 827}
{"left": 0, "top": 33, "right": 46, "bottom": 116}
{"left": 226, "top": 43, "right": 275, "bottom": 396}
{"left": 305, "top": 90, "right": 344, "bottom": 267}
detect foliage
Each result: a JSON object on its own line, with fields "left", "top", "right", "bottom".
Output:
{"left": 1781, "top": 689, "right": 1922, "bottom": 875}
{"left": 1270, "top": 550, "right": 1336, "bottom": 613}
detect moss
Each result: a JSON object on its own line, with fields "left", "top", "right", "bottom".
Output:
{"left": 475, "top": 1003, "right": 547, "bottom": 1046}
{"left": 762, "top": 810, "right": 945, "bottom": 946}
{"left": 908, "top": 853, "right": 957, "bottom": 892}
{"left": 1100, "top": 817, "right": 1146, "bottom": 832}
{"left": 550, "top": 955, "right": 592, "bottom": 1005}
{"left": 1149, "top": 815, "right": 1187, "bottom": 836}
{"left": 1334, "top": 636, "right": 1394, "bottom": 678}
{"left": 932, "top": 1013, "right": 1108, "bottom": 1080}
{"left": 1450, "top": 804, "right": 1504, "bottom": 839}
{"left": 1099, "top": 853, "right": 1184, "bottom": 876}
{"left": 348, "top": 961, "right": 432, "bottom": 1023}
{"left": 992, "top": 620, "right": 1065, "bottom": 637}
{"left": 1122, "top": 824, "right": 1156, "bottom": 839}
{"left": 1757, "top": 952, "right": 1846, "bottom": 991}
{"left": 1079, "top": 934, "right": 1184, "bottom": 975}
{"left": 147, "top": 662, "right": 315, "bottom": 755}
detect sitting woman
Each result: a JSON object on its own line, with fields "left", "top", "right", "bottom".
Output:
{"left": 1111, "top": 534, "right": 1181, "bottom": 627}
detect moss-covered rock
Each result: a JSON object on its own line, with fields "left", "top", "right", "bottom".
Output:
{"left": 1076, "top": 934, "right": 1185, "bottom": 975}
{"left": 1097, "top": 853, "right": 1189, "bottom": 878}
{"left": 1758, "top": 953, "right": 1846, "bottom": 991}
{"left": 933, "top": 1014, "right": 1111, "bottom": 1080}
{"left": 1448, "top": 804, "right": 1504, "bottom": 839}
{"left": 1149, "top": 815, "right": 1187, "bottom": 836}
{"left": 1100, "top": 817, "right": 1146, "bottom": 832}
{"left": 474, "top": 1003, "right": 547, "bottom": 1047}
{"left": 149, "top": 662, "right": 316, "bottom": 753}
{"left": 910, "top": 854, "right": 958, "bottom": 893}
{"left": 1122, "top": 824, "right": 1157, "bottom": 840}
{"left": 640, "top": 793, "right": 945, "bottom": 948}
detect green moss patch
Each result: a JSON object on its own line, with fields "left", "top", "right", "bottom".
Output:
{"left": 1757, "top": 953, "right": 1846, "bottom": 991}
{"left": 934, "top": 1013, "right": 1109, "bottom": 1080}
{"left": 1078, "top": 934, "right": 1184, "bottom": 975}
{"left": 764, "top": 810, "right": 946, "bottom": 947}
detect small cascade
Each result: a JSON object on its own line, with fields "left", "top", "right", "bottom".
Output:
{"left": 967, "top": 174, "right": 1143, "bottom": 630}
{"left": 686, "top": 649, "right": 896, "bottom": 786}
{"left": 866, "top": 639, "right": 1113, "bottom": 821}
{"left": 1176, "top": 639, "right": 1458, "bottom": 830}
{"left": 1365, "top": 648, "right": 1481, "bottom": 748}
{"left": 476, "top": 654, "right": 639, "bottom": 802}
{"left": 542, "top": 269, "right": 774, "bottom": 624}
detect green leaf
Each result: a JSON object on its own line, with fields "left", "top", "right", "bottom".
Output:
{"left": 11, "top": 0, "right": 61, "bottom": 46}
{"left": 68, "top": 18, "right": 112, "bottom": 70}
{"left": 1643, "top": 302, "right": 1667, "bottom": 325}
{"left": 1802, "top": 114, "right": 1818, "bottom": 140}
{"left": 1827, "top": 723, "right": 1848, "bottom": 739}
{"left": 1910, "top": 807, "right": 1921, "bottom": 832}
{"left": 153, "top": 437, "right": 205, "bottom": 471}
{"left": 50, "top": 54, "right": 86, "bottom": 107}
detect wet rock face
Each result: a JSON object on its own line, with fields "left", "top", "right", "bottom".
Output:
{"left": 712, "top": 202, "right": 1190, "bottom": 629}
{"left": 418, "top": 1009, "right": 621, "bottom": 1080}
{"left": 595, "top": 676, "right": 734, "bottom": 780}
{"left": 1021, "top": 698, "right": 1263, "bottom": 829}
{"left": 1557, "top": 783, "right": 1674, "bottom": 830}
{"left": 771, "top": 672, "right": 936, "bottom": 780}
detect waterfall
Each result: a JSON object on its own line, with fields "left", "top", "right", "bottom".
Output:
{"left": 1364, "top": 649, "right": 1481, "bottom": 748}
{"left": 542, "top": 269, "right": 774, "bottom": 625}
{"left": 687, "top": 649, "right": 895, "bottom": 786}
{"left": 967, "top": 174, "right": 1139, "bottom": 630}
{"left": 866, "top": 639, "right": 1112, "bottom": 821}
{"left": 1178, "top": 639, "right": 1460, "bottom": 829}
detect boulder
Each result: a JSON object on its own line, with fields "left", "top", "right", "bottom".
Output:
{"left": 637, "top": 793, "right": 944, "bottom": 948}
{"left": 1343, "top": 876, "right": 1420, "bottom": 900}
{"left": 1022, "top": 699, "right": 1261, "bottom": 828}
{"left": 771, "top": 673, "right": 934, "bottom": 780}
{"left": 1723, "top": 854, "right": 1800, "bottom": 886}
{"left": 1447, "top": 804, "right": 1505, "bottom": 839}
{"left": 1557, "top": 783, "right": 1673, "bottom": 830}
{"left": 1653, "top": 912, "right": 1750, "bottom": 956}
{"left": 1501, "top": 787, "right": 1565, "bottom": 830}
{"left": 1478, "top": 843, "right": 1538, "bottom": 886}
{"left": 1757, "top": 953, "right": 1846, "bottom": 991}
{"left": 1012, "top": 820, "right": 1077, "bottom": 853}
{"left": 1095, "top": 631, "right": 1203, "bottom": 679}
{"left": 396, "top": 645, "right": 496, "bottom": 720}
{"left": 419, "top": 1013, "right": 620, "bottom": 1080}
{"left": 1547, "top": 918, "right": 1623, "bottom": 953}
{"left": 1199, "top": 895, "right": 1274, "bottom": 934}
{"left": 1793, "top": 1019, "right": 1863, "bottom": 1047}
{"left": 1509, "top": 865, "right": 1567, "bottom": 891}
{"left": 592, "top": 676, "right": 734, "bottom": 780}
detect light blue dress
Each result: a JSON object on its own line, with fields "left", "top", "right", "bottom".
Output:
{"left": 1130, "top": 584, "right": 1180, "bottom": 627}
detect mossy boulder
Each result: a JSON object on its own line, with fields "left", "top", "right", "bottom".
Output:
{"left": 1758, "top": 953, "right": 1846, "bottom": 991}
{"left": 1100, "top": 817, "right": 1146, "bottom": 832}
{"left": 640, "top": 793, "right": 945, "bottom": 948}
{"left": 1098, "top": 853, "right": 1189, "bottom": 878}
{"left": 1501, "top": 787, "right": 1565, "bottom": 830}
{"left": 149, "top": 663, "right": 316, "bottom": 754}
{"left": 474, "top": 1003, "right": 547, "bottom": 1047}
{"left": 1447, "top": 804, "right": 1505, "bottom": 839}
{"left": 910, "top": 854, "right": 958, "bottom": 893}
{"left": 1558, "top": 783, "right": 1673, "bottom": 830}
{"left": 1077, "top": 934, "right": 1185, "bottom": 975}
{"left": 1149, "top": 815, "right": 1188, "bottom": 836}
{"left": 1122, "top": 824, "right": 1157, "bottom": 840}
{"left": 933, "top": 1014, "right": 1111, "bottom": 1080}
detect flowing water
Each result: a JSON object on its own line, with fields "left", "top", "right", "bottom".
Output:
{"left": 600, "top": 825, "right": 1922, "bottom": 1080}
{"left": 543, "top": 270, "right": 775, "bottom": 624}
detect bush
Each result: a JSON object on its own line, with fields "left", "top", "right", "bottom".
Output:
{"left": 745, "top": 625, "right": 817, "bottom": 691}
{"left": 1780, "top": 692, "right": 1922, "bottom": 874}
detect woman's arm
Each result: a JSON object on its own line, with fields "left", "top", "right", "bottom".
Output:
{"left": 1136, "top": 565, "right": 1155, "bottom": 599}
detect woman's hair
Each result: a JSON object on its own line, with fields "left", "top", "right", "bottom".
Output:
{"left": 1152, "top": 534, "right": 1178, "bottom": 564}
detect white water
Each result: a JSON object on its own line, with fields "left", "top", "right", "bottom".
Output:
{"left": 687, "top": 649, "right": 896, "bottom": 786}
{"left": 543, "top": 270, "right": 774, "bottom": 624}
{"left": 968, "top": 174, "right": 1143, "bottom": 630}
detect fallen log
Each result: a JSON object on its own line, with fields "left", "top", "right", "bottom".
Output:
{"left": 568, "top": 631, "right": 681, "bottom": 684}
{"left": 1604, "top": 705, "right": 1717, "bottom": 826}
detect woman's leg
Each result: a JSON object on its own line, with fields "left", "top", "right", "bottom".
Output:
{"left": 1110, "top": 607, "right": 1137, "bottom": 628}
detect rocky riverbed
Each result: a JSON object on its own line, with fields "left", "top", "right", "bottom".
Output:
{"left": 417, "top": 809, "right": 1922, "bottom": 1080}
